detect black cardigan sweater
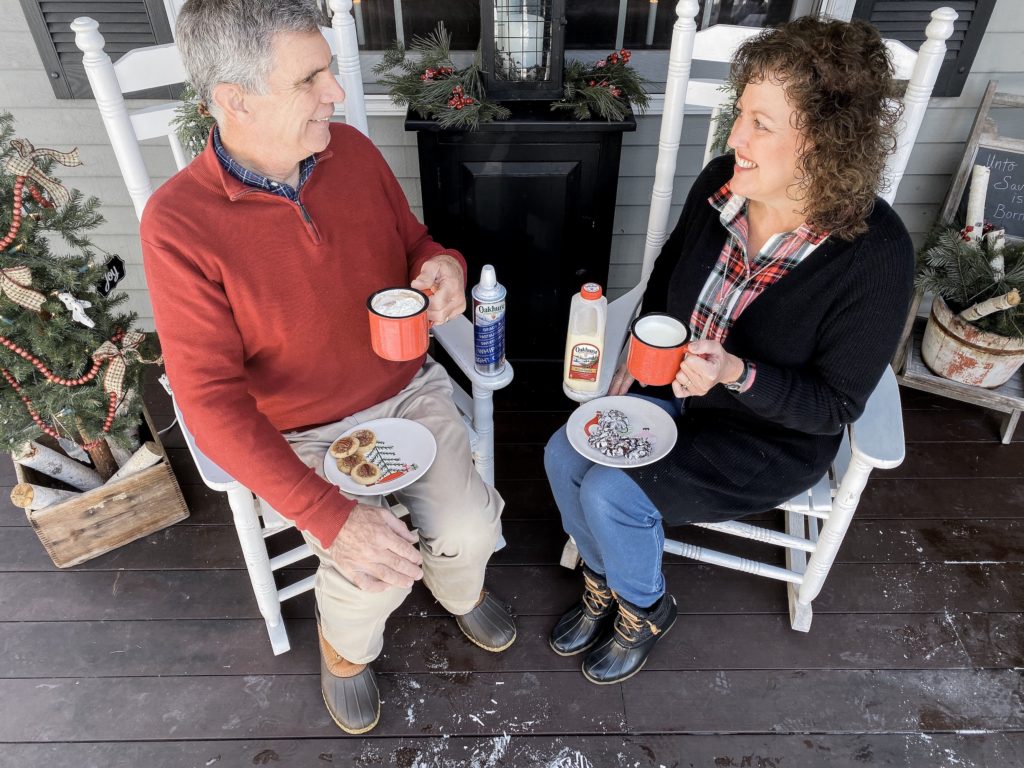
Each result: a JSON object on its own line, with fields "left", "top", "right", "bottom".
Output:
{"left": 626, "top": 154, "right": 914, "bottom": 525}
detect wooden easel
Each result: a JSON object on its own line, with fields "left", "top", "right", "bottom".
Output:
{"left": 894, "top": 81, "right": 1024, "bottom": 444}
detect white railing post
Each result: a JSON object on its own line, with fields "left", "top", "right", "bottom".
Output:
{"left": 640, "top": 0, "right": 700, "bottom": 283}
{"left": 882, "top": 7, "right": 956, "bottom": 204}
{"left": 72, "top": 17, "right": 153, "bottom": 220}
{"left": 328, "top": 0, "right": 370, "bottom": 137}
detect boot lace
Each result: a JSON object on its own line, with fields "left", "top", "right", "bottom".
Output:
{"left": 614, "top": 603, "right": 661, "bottom": 644}
{"left": 582, "top": 571, "right": 613, "bottom": 616}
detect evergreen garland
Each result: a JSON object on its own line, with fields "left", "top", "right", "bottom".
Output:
{"left": 708, "top": 82, "right": 739, "bottom": 159}
{"left": 171, "top": 82, "right": 216, "bottom": 158}
{"left": 550, "top": 50, "right": 650, "bottom": 121}
{"left": 375, "top": 24, "right": 650, "bottom": 129}
{"left": 373, "top": 24, "right": 510, "bottom": 131}
{"left": 916, "top": 224, "right": 1024, "bottom": 339}
{"left": 0, "top": 111, "right": 161, "bottom": 453}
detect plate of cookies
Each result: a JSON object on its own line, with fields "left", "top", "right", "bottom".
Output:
{"left": 323, "top": 418, "right": 437, "bottom": 495}
{"left": 566, "top": 395, "right": 677, "bottom": 469}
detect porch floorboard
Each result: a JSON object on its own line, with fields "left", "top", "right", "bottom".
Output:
{"left": 0, "top": 365, "right": 1021, "bottom": 767}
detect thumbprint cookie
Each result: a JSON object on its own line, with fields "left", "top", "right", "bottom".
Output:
{"left": 329, "top": 435, "right": 359, "bottom": 459}
{"left": 351, "top": 429, "right": 377, "bottom": 455}
{"left": 335, "top": 453, "right": 362, "bottom": 475}
{"left": 351, "top": 461, "right": 382, "bottom": 486}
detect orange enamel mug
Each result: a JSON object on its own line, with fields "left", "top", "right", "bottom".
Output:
{"left": 627, "top": 313, "right": 690, "bottom": 386}
{"left": 367, "top": 286, "right": 433, "bottom": 361}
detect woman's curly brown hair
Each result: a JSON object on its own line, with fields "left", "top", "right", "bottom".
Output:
{"left": 730, "top": 17, "right": 903, "bottom": 240}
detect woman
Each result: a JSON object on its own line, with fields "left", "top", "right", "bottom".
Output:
{"left": 544, "top": 17, "right": 915, "bottom": 684}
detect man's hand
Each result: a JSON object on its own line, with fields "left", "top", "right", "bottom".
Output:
{"left": 327, "top": 503, "right": 423, "bottom": 592}
{"left": 411, "top": 253, "right": 466, "bottom": 326}
{"left": 671, "top": 339, "right": 745, "bottom": 398}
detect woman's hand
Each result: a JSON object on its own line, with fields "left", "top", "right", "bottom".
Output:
{"left": 671, "top": 339, "right": 745, "bottom": 398}
{"left": 609, "top": 362, "right": 636, "bottom": 396}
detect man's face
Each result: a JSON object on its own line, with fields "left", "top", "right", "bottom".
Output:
{"left": 240, "top": 29, "right": 345, "bottom": 170}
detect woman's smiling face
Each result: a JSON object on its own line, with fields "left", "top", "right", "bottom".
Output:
{"left": 726, "top": 76, "right": 807, "bottom": 213}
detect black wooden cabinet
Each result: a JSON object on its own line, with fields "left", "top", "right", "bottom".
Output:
{"left": 407, "top": 104, "right": 635, "bottom": 361}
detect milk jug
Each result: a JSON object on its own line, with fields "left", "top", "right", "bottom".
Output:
{"left": 563, "top": 282, "right": 607, "bottom": 394}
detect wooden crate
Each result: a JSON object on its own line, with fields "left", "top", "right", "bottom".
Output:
{"left": 14, "top": 406, "right": 189, "bottom": 568}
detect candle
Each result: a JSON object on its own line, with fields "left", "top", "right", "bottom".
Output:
{"left": 616, "top": 0, "right": 628, "bottom": 50}
{"left": 393, "top": 0, "right": 404, "bottom": 47}
{"left": 965, "top": 163, "right": 990, "bottom": 243}
{"left": 646, "top": 0, "right": 658, "bottom": 47}
{"left": 353, "top": 0, "right": 365, "bottom": 46}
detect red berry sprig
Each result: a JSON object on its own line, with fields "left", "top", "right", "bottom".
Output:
{"left": 420, "top": 65, "right": 455, "bottom": 81}
{"left": 446, "top": 84, "right": 475, "bottom": 110}
{"left": 0, "top": 177, "right": 25, "bottom": 251}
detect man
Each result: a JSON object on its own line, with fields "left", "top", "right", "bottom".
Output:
{"left": 141, "top": 0, "right": 514, "bottom": 735}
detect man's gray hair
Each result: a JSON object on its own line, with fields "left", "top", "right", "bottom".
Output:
{"left": 177, "top": 0, "right": 325, "bottom": 118}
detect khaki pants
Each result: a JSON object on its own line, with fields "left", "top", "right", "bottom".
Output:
{"left": 281, "top": 360, "right": 504, "bottom": 664}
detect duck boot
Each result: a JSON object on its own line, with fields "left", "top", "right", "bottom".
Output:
{"left": 456, "top": 589, "right": 517, "bottom": 652}
{"left": 318, "top": 621, "right": 380, "bottom": 734}
{"left": 549, "top": 565, "right": 616, "bottom": 656}
{"left": 581, "top": 592, "right": 677, "bottom": 684}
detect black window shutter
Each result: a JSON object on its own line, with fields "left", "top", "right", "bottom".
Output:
{"left": 852, "top": 0, "right": 995, "bottom": 98}
{"left": 19, "top": 0, "right": 175, "bottom": 99}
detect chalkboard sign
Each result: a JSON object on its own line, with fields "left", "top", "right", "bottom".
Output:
{"left": 955, "top": 145, "right": 1024, "bottom": 239}
{"left": 940, "top": 84, "right": 1024, "bottom": 242}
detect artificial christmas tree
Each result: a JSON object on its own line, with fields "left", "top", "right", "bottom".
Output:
{"left": 0, "top": 111, "right": 187, "bottom": 566}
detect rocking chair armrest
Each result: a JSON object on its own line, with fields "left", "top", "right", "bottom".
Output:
{"left": 848, "top": 366, "right": 906, "bottom": 470}
{"left": 431, "top": 313, "right": 514, "bottom": 391}
{"left": 171, "top": 397, "right": 244, "bottom": 492}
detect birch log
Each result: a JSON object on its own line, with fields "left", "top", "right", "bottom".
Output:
{"left": 10, "top": 483, "right": 78, "bottom": 510}
{"left": 966, "top": 164, "right": 990, "bottom": 243}
{"left": 12, "top": 442, "right": 104, "bottom": 491}
{"left": 107, "top": 441, "right": 162, "bottom": 483}
{"left": 959, "top": 289, "right": 1021, "bottom": 322}
{"left": 986, "top": 228, "right": 1006, "bottom": 280}
{"left": 105, "top": 439, "right": 133, "bottom": 468}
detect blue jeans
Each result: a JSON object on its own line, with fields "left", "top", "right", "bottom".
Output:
{"left": 544, "top": 395, "right": 679, "bottom": 608}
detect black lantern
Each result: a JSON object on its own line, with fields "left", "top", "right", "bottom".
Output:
{"left": 480, "top": 0, "right": 566, "bottom": 101}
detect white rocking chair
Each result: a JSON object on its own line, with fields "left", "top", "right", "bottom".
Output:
{"left": 560, "top": 2, "right": 957, "bottom": 631}
{"left": 72, "top": 0, "right": 513, "bottom": 654}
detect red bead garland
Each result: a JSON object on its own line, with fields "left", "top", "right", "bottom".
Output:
{"left": 0, "top": 329, "right": 127, "bottom": 449}
{"left": 27, "top": 184, "right": 53, "bottom": 210}
{"left": 0, "top": 176, "right": 26, "bottom": 251}
{"left": 0, "top": 334, "right": 105, "bottom": 386}
{"left": 1, "top": 369, "right": 119, "bottom": 450}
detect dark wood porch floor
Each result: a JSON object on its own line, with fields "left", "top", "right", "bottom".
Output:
{"left": 0, "top": 365, "right": 1022, "bottom": 767}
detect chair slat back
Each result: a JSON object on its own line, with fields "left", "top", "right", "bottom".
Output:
{"left": 73, "top": 1, "right": 370, "bottom": 221}
{"left": 112, "top": 43, "right": 187, "bottom": 94}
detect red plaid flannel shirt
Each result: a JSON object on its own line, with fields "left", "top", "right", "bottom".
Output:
{"left": 689, "top": 182, "right": 829, "bottom": 392}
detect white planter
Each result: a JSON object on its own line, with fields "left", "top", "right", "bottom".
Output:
{"left": 921, "top": 295, "right": 1024, "bottom": 388}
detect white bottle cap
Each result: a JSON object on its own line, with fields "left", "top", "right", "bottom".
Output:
{"left": 480, "top": 264, "right": 497, "bottom": 289}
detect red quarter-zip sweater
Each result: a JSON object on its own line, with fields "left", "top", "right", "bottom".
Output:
{"left": 141, "top": 124, "right": 464, "bottom": 546}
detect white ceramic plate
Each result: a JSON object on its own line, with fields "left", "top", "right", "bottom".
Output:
{"left": 566, "top": 395, "right": 678, "bottom": 468}
{"left": 323, "top": 418, "right": 437, "bottom": 496}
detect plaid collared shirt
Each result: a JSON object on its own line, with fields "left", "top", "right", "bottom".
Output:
{"left": 212, "top": 126, "right": 316, "bottom": 202}
{"left": 688, "top": 182, "right": 828, "bottom": 393}
{"left": 691, "top": 182, "right": 828, "bottom": 343}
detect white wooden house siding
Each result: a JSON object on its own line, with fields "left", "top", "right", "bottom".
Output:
{"left": 3, "top": 0, "right": 1022, "bottom": 324}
